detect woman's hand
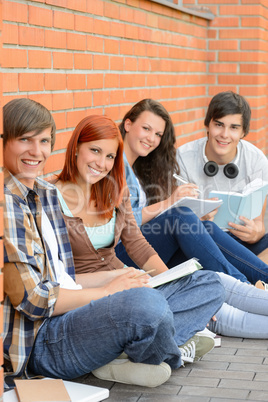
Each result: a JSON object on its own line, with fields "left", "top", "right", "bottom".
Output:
{"left": 201, "top": 198, "right": 220, "bottom": 221}
{"left": 104, "top": 268, "right": 151, "bottom": 295}
{"left": 169, "top": 184, "right": 199, "bottom": 204}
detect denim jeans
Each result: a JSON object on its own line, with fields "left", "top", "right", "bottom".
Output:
{"left": 115, "top": 207, "right": 268, "bottom": 284}
{"left": 28, "top": 270, "right": 224, "bottom": 380}
{"left": 209, "top": 272, "right": 268, "bottom": 338}
{"left": 227, "top": 231, "right": 268, "bottom": 256}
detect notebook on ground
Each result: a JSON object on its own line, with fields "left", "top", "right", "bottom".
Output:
{"left": 4, "top": 379, "right": 109, "bottom": 402}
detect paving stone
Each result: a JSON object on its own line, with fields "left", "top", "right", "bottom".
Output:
{"left": 139, "top": 395, "right": 210, "bottom": 402}
{"left": 111, "top": 382, "right": 181, "bottom": 395}
{"left": 236, "top": 348, "right": 268, "bottom": 357}
{"left": 203, "top": 353, "right": 263, "bottom": 364}
{"left": 189, "top": 368, "right": 254, "bottom": 380}
{"left": 255, "top": 372, "right": 268, "bottom": 381}
{"left": 228, "top": 363, "right": 268, "bottom": 372}
{"left": 219, "top": 379, "right": 268, "bottom": 391}
{"left": 192, "top": 360, "right": 229, "bottom": 370}
{"left": 178, "top": 385, "right": 249, "bottom": 399}
{"left": 106, "top": 390, "right": 141, "bottom": 401}
{"left": 248, "top": 390, "right": 268, "bottom": 401}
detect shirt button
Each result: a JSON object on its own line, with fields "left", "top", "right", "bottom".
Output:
{"left": 101, "top": 257, "right": 104, "bottom": 261}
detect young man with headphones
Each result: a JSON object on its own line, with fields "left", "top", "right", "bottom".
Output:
{"left": 176, "top": 91, "right": 268, "bottom": 256}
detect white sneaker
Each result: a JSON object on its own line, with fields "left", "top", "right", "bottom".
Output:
{"left": 179, "top": 334, "right": 215, "bottom": 364}
{"left": 92, "top": 358, "right": 171, "bottom": 387}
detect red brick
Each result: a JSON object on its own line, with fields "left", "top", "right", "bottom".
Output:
{"left": 210, "top": 17, "right": 239, "bottom": 27}
{"left": 45, "top": 0, "right": 68, "bottom": 8}
{"left": 44, "top": 152, "right": 66, "bottom": 175}
{"left": 66, "top": 110, "right": 87, "bottom": 129}
{"left": 209, "top": 40, "right": 238, "bottom": 51}
{"left": 93, "top": 19, "right": 111, "bottom": 36}
{"left": 87, "top": 74, "right": 104, "bottom": 89}
{"left": 66, "top": 32, "right": 86, "bottom": 51}
{"left": 28, "top": 50, "right": 52, "bottom": 69}
{"left": 220, "top": 28, "right": 261, "bottom": 39}
{"left": 29, "top": 6, "right": 53, "bottom": 27}
{"left": 53, "top": 10, "right": 74, "bottom": 30}
{"left": 104, "top": 2, "right": 120, "bottom": 19}
{"left": 73, "top": 92, "right": 92, "bottom": 108}
{"left": 52, "top": 112, "right": 66, "bottom": 131}
{"left": 93, "top": 55, "right": 109, "bottom": 70}
{"left": 2, "top": 73, "right": 18, "bottom": 93}
{"left": 52, "top": 92, "right": 73, "bottom": 111}
{"left": 93, "top": 90, "right": 110, "bottom": 107}
{"left": 209, "top": 63, "right": 238, "bottom": 74}
{"left": 218, "top": 75, "right": 266, "bottom": 85}
{"left": 104, "top": 74, "right": 120, "bottom": 89}
{"left": 67, "top": 74, "right": 86, "bottom": 90}
{"left": 19, "top": 26, "right": 45, "bottom": 47}
{"left": 104, "top": 39, "right": 120, "bottom": 55}
{"left": 45, "top": 73, "right": 67, "bottom": 90}
{"left": 53, "top": 131, "right": 73, "bottom": 152}
{"left": 28, "top": 94, "right": 53, "bottom": 111}
{"left": 120, "top": 74, "right": 146, "bottom": 88}
{"left": 119, "top": 40, "right": 133, "bottom": 56}
{"left": 220, "top": 5, "right": 261, "bottom": 15}
{"left": 67, "top": 0, "right": 87, "bottom": 12}
{"left": 87, "top": 0, "right": 104, "bottom": 16}
{"left": 45, "top": 30, "right": 67, "bottom": 49}
{"left": 19, "top": 73, "right": 44, "bottom": 92}
{"left": 110, "top": 21, "right": 125, "bottom": 38}
{"left": 74, "top": 53, "right": 92, "bottom": 70}
{"left": 87, "top": 35, "right": 103, "bottom": 52}
{"left": 2, "top": 48, "right": 27, "bottom": 68}
{"left": 110, "top": 56, "right": 124, "bottom": 71}
{"left": 3, "top": 2, "right": 27, "bottom": 23}
{"left": 74, "top": 14, "right": 94, "bottom": 33}
{"left": 124, "top": 57, "right": 138, "bottom": 71}
{"left": 2, "top": 23, "right": 18, "bottom": 44}
{"left": 53, "top": 52, "right": 73, "bottom": 69}
{"left": 110, "top": 90, "right": 125, "bottom": 105}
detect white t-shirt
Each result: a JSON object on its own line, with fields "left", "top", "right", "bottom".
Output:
{"left": 42, "top": 208, "right": 82, "bottom": 290}
{"left": 176, "top": 137, "right": 268, "bottom": 199}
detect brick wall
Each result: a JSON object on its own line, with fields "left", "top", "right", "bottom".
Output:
{"left": 2, "top": 0, "right": 267, "bottom": 177}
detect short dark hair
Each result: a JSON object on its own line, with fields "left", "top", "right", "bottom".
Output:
{"left": 204, "top": 91, "right": 251, "bottom": 136}
{"left": 3, "top": 98, "right": 56, "bottom": 149}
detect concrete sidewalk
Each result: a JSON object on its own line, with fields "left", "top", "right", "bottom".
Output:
{"left": 74, "top": 336, "right": 268, "bottom": 401}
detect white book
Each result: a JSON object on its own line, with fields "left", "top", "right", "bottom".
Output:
{"left": 148, "top": 258, "right": 203, "bottom": 288}
{"left": 157, "top": 197, "right": 223, "bottom": 219}
{"left": 209, "top": 178, "right": 268, "bottom": 229}
{"left": 4, "top": 379, "right": 109, "bottom": 402}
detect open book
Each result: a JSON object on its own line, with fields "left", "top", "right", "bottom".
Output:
{"left": 157, "top": 197, "right": 222, "bottom": 219}
{"left": 149, "top": 258, "right": 202, "bottom": 288}
{"left": 209, "top": 178, "right": 268, "bottom": 229}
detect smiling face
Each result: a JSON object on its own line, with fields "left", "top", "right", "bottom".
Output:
{"left": 3, "top": 128, "right": 52, "bottom": 188}
{"left": 205, "top": 114, "right": 245, "bottom": 165}
{"left": 123, "top": 111, "right": 166, "bottom": 166}
{"left": 76, "top": 138, "right": 118, "bottom": 186}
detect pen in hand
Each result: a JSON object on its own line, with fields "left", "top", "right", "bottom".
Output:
{"left": 173, "top": 174, "right": 201, "bottom": 193}
{"left": 133, "top": 269, "right": 156, "bottom": 279}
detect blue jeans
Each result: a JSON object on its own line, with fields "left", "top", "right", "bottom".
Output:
{"left": 115, "top": 207, "right": 268, "bottom": 284}
{"left": 28, "top": 271, "right": 224, "bottom": 380}
{"left": 227, "top": 232, "right": 268, "bottom": 255}
{"left": 209, "top": 272, "right": 268, "bottom": 338}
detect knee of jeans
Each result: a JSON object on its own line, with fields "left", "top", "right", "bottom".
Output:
{"left": 128, "top": 287, "right": 171, "bottom": 325}
{"left": 198, "top": 270, "right": 226, "bottom": 304}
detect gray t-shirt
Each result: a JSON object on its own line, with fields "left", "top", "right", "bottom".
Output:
{"left": 176, "top": 137, "right": 268, "bottom": 199}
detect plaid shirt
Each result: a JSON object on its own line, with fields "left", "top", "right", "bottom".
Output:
{"left": 3, "top": 169, "right": 75, "bottom": 387}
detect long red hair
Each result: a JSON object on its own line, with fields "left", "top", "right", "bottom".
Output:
{"left": 58, "top": 115, "right": 124, "bottom": 219}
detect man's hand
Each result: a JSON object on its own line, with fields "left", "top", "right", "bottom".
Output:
{"left": 228, "top": 216, "right": 264, "bottom": 244}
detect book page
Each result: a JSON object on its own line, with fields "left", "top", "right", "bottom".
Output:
{"left": 148, "top": 259, "right": 202, "bottom": 288}
{"left": 14, "top": 379, "right": 71, "bottom": 402}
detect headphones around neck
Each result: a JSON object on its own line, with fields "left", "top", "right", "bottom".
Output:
{"left": 203, "top": 140, "right": 239, "bottom": 179}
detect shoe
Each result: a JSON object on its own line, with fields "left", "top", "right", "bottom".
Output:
{"left": 178, "top": 334, "right": 215, "bottom": 364}
{"left": 255, "top": 280, "right": 268, "bottom": 291}
{"left": 92, "top": 358, "right": 171, "bottom": 387}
